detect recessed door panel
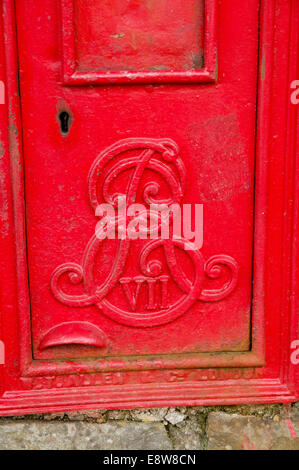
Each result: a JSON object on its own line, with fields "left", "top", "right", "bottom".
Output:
{"left": 16, "top": 0, "right": 259, "bottom": 364}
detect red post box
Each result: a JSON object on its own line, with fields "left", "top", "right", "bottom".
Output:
{"left": 0, "top": 0, "right": 298, "bottom": 415}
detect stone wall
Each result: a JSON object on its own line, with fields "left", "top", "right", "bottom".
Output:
{"left": 0, "top": 403, "right": 298, "bottom": 450}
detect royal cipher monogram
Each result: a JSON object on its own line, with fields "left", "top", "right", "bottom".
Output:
{"left": 51, "top": 138, "right": 239, "bottom": 327}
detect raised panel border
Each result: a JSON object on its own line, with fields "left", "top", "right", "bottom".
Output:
{"left": 60, "top": 0, "right": 218, "bottom": 85}
{"left": 0, "top": 0, "right": 298, "bottom": 415}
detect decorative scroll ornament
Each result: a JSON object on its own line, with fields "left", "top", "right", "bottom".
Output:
{"left": 51, "top": 138, "right": 239, "bottom": 327}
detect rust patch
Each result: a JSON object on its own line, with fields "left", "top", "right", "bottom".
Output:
{"left": 110, "top": 33, "right": 125, "bottom": 39}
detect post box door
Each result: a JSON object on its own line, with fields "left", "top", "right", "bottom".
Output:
{"left": 1, "top": 0, "right": 298, "bottom": 412}
{"left": 15, "top": 0, "right": 259, "bottom": 364}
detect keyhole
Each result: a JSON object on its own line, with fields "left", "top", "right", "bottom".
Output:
{"left": 59, "top": 111, "right": 71, "bottom": 136}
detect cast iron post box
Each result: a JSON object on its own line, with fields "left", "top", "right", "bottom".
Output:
{"left": 0, "top": 0, "right": 298, "bottom": 415}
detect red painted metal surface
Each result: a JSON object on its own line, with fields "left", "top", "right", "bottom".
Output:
{"left": 0, "top": 0, "right": 298, "bottom": 415}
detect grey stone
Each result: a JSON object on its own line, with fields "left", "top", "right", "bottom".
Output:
{"left": 167, "top": 416, "right": 205, "bottom": 450}
{"left": 165, "top": 409, "right": 186, "bottom": 425}
{"left": 130, "top": 408, "right": 168, "bottom": 422}
{"left": 271, "top": 437, "right": 299, "bottom": 450}
{"left": 0, "top": 421, "right": 173, "bottom": 450}
{"left": 207, "top": 411, "right": 299, "bottom": 450}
